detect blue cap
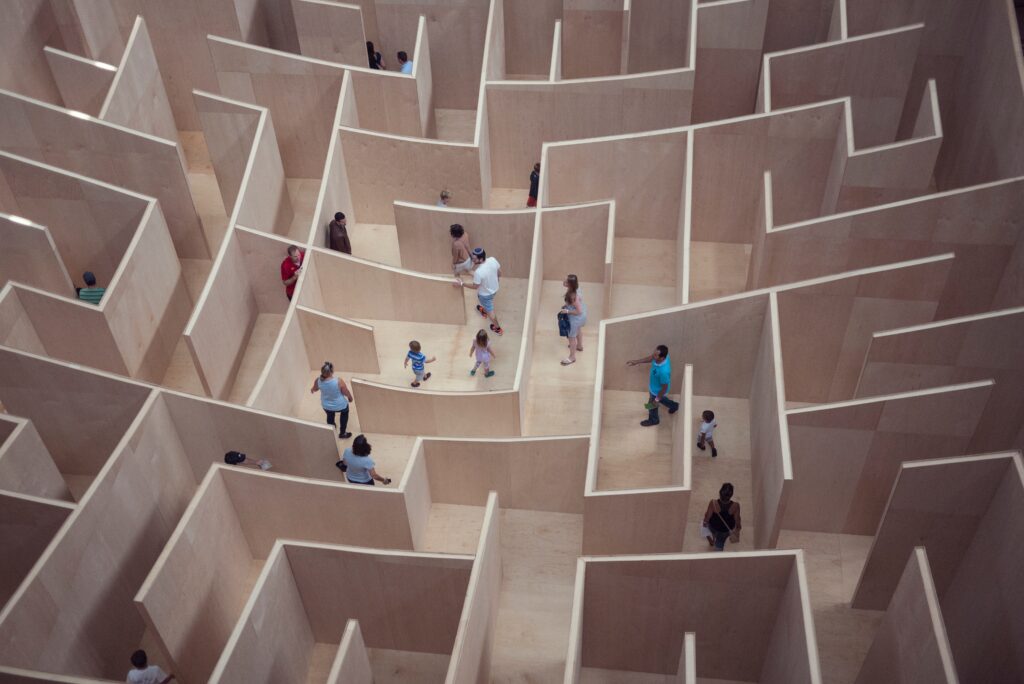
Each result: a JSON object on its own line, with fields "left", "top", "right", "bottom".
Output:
{"left": 471, "top": 247, "right": 485, "bottom": 257}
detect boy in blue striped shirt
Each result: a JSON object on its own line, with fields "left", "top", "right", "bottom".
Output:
{"left": 404, "top": 340, "right": 436, "bottom": 387}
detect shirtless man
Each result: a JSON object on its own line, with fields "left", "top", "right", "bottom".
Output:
{"left": 450, "top": 223, "right": 472, "bottom": 278}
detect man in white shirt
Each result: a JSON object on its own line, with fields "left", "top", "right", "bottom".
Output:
{"left": 398, "top": 51, "right": 414, "bottom": 74}
{"left": 126, "top": 650, "right": 174, "bottom": 684}
{"left": 455, "top": 247, "right": 503, "bottom": 335}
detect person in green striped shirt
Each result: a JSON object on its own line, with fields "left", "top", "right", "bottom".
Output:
{"left": 77, "top": 271, "right": 105, "bottom": 305}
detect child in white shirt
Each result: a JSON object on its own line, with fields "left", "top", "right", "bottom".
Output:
{"left": 126, "top": 650, "right": 174, "bottom": 684}
{"left": 697, "top": 409, "right": 718, "bottom": 458}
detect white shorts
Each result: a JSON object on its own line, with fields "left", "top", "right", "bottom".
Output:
{"left": 454, "top": 257, "right": 473, "bottom": 274}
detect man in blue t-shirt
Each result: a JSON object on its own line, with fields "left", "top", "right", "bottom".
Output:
{"left": 626, "top": 344, "right": 680, "bottom": 426}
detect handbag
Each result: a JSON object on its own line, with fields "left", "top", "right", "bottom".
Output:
{"left": 557, "top": 311, "right": 570, "bottom": 337}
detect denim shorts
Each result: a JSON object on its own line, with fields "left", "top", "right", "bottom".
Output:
{"left": 478, "top": 292, "right": 495, "bottom": 313}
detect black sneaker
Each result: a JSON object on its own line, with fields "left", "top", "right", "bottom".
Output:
{"left": 340, "top": 432, "right": 353, "bottom": 439}
{"left": 668, "top": 405, "right": 678, "bottom": 414}
{"left": 712, "top": 448, "right": 718, "bottom": 458}
{"left": 641, "top": 419, "right": 659, "bottom": 427}
{"left": 696, "top": 442, "right": 706, "bottom": 451}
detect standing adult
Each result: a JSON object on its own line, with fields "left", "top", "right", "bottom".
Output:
{"left": 366, "top": 41, "right": 385, "bottom": 69}
{"left": 703, "top": 482, "right": 741, "bottom": 551}
{"left": 626, "top": 344, "right": 679, "bottom": 426}
{"left": 527, "top": 162, "right": 540, "bottom": 207}
{"left": 437, "top": 190, "right": 452, "bottom": 207}
{"left": 310, "top": 361, "right": 353, "bottom": 439}
{"left": 78, "top": 271, "right": 106, "bottom": 305}
{"left": 337, "top": 435, "right": 392, "bottom": 485}
{"left": 456, "top": 247, "right": 503, "bottom": 336}
{"left": 328, "top": 211, "right": 351, "bottom": 254}
{"left": 398, "top": 51, "right": 414, "bottom": 74}
{"left": 450, "top": 224, "right": 472, "bottom": 277}
{"left": 280, "top": 245, "right": 304, "bottom": 301}
{"left": 559, "top": 274, "right": 587, "bottom": 366}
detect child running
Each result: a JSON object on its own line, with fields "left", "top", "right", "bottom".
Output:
{"left": 469, "top": 329, "right": 496, "bottom": 377}
{"left": 405, "top": 340, "right": 436, "bottom": 387}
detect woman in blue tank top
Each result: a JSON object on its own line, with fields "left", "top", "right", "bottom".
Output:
{"left": 310, "top": 361, "right": 353, "bottom": 439}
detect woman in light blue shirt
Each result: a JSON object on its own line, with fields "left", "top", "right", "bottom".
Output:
{"left": 310, "top": 361, "right": 353, "bottom": 439}
{"left": 337, "top": 435, "right": 392, "bottom": 486}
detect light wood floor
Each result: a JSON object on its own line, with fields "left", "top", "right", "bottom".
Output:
{"left": 434, "top": 108, "right": 477, "bottom": 143}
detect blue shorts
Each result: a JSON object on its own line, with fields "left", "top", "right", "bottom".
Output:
{"left": 478, "top": 292, "right": 495, "bottom": 313}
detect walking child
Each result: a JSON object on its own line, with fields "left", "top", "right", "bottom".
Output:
{"left": 469, "top": 329, "right": 496, "bottom": 377}
{"left": 697, "top": 409, "right": 718, "bottom": 457}
{"left": 405, "top": 340, "right": 436, "bottom": 387}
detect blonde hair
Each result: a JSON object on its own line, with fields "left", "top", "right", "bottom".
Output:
{"left": 475, "top": 329, "right": 489, "bottom": 347}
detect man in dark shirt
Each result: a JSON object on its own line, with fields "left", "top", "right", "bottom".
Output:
{"left": 527, "top": 162, "right": 540, "bottom": 207}
{"left": 328, "top": 211, "right": 351, "bottom": 254}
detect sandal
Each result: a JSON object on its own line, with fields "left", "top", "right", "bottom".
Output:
{"left": 470, "top": 368, "right": 477, "bottom": 376}
{"left": 484, "top": 370, "right": 495, "bottom": 377}
{"left": 560, "top": 358, "right": 575, "bottom": 366}
{"left": 423, "top": 372, "right": 432, "bottom": 382}
{"left": 476, "top": 304, "right": 489, "bottom": 318}
{"left": 490, "top": 324, "right": 503, "bottom": 336}
{"left": 411, "top": 382, "right": 420, "bottom": 387}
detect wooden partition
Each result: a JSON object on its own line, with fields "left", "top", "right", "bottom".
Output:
{"left": 292, "top": 0, "right": 367, "bottom": 65}
{"left": 855, "top": 547, "right": 958, "bottom": 684}
{"left": 561, "top": 0, "right": 625, "bottom": 79}
{"left": 750, "top": 294, "right": 792, "bottom": 548}
{"left": 856, "top": 307, "right": 1024, "bottom": 453}
{"left": 325, "top": 620, "right": 372, "bottom": 684}
{"left": 761, "top": 24, "right": 923, "bottom": 147}
{"left": 230, "top": 107, "right": 295, "bottom": 238}
{"left": 137, "top": 465, "right": 421, "bottom": 683}
{"left": 624, "top": 0, "right": 694, "bottom": 74}
{"left": 540, "top": 202, "right": 613, "bottom": 284}
{"left": 393, "top": 203, "right": 536, "bottom": 277}
{"left": 194, "top": 91, "right": 263, "bottom": 215}
{"left": 98, "top": 17, "right": 178, "bottom": 144}
{"left": 0, "top": 216, "right": 73, "bottom": 296}
{"left": 572, "top": 551, "right": 820, "bottom": 682}
{"left": 297, "top": 306, "right": 380, "bottom": 373}
{"left": 502, "top": 0, "right": 558, "bottom": 78}
{"left": 207, "top": 36, "right": 345, "bottom": 178}
{"left": 302, "top": 247, "right": 467, "bottom": 323}
{"left": 820, "top": 83, "right": 941, "bottom": 216}
{"left": 351, "top": 378, "right": 522, "bottom": 436}
{"left": 420, "top": 436, "right": 588, "bottom": 512}
{"left": 775, "top": 254, "right": 954, "bottom": 403}
{"left": 784, "top": 380, "right": 995, "bottom": 537}
{"left": 852, "top": 453, "right": 1024, "bottom": 682}
{"left": 691, "top": 0, "right": 769, "bottom": 123}
{"left": 0, "top": 151, "right": 150, "bottom": 292}
{"left": 0, "top": 391, "right": 199, "bottom": 679}
{"left": 338, "top": 128, "right": 483, "bottom": 223}
{"left": 184, "top": 227, "right": 291, "bottom": 398}
{"left": 247, "top": 308, "right": 310, "bottom": 416}
{"left": 211, "top": 539, "right": 474, "bottom": 683}
{"left": 0, "top": 667, "right": 119, "bottom": 684}
{"left": 690, "top": 101, "right": 844, "bottom": 242}
{"left": 159, "top": 390, "right": 339, "bottom": 480}
{"left": 0, "top": 490, "right": 74, "bottom": 607}
{"left": 42, "top": 46, "right": 116, "bottom": 116}
{"left": 0, "top": 415, "right": 70, "bottom": 501}
{"left": 486, "top": 70, "right": 693, "bottom": 188}
{"left": 750, "top": 175, "right": 1024, "bottom": 320}
{"left": 445, "top": 492, "right": 502, "bottom": 683}
{"left": 0, "top": 89, "right": 207, "bottom": 259}
{"left": 545, "top": 129, "right": 688, "bottom": 239}
{"left": 0, "top": 347, "right": 151, "bottom": 484}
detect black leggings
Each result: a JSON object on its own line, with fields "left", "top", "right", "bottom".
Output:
{"left": 325, "top": 407, "right": 349, "bottom": 436}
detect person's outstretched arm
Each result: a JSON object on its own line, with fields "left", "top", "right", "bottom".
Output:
{"left": 626, "top": 353, "right": 655, "bottom": 366}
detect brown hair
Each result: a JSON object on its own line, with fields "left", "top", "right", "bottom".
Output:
{"left": 409, "top": 340, "right": 421, "bottom": 352}
{"left": 475, "top": 329, "right": 489, "bottom": 347}
{"left": 563, "top": 274, "right": 579, "bottom": 305}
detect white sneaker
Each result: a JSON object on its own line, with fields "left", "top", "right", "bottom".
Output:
{"left": 258, "top": 459, "right": 272, "bottom": 471}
